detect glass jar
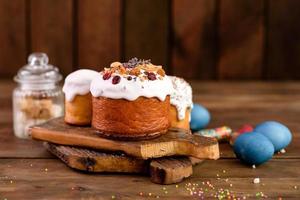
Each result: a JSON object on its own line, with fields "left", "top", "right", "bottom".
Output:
{"left": 13, "top": 53, "right": 64, "bottom": 139}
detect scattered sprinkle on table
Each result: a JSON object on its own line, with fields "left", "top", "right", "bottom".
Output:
{"left": 253, "top": 178, "right": 260, "bottom": 184}
{"left": 294, "top": 185, "right": 298, "bottom": 189}
{"left": 280, "top": 149, "right": 286, "bottom": 154}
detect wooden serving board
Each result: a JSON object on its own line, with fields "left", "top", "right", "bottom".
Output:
{"left": 45, "top": 142, "right": 195, "bottom": 184}
{"left": 31, "top": 118, "right": 219, "bottom": 160}
{"left": 44, "top": 142, "right": 149, "bottom": 173}
{"left": 150, "top": 157, "right": 193, "bottom": 184}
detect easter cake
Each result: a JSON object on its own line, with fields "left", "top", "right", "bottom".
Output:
{"left": 168, "top": 76, "right": 193, "bottom": 131}
{"left": 90, "top": 58, "right": 173, "bottom": 139}
{"left": 63, "top": 69, "right": 99, "bottom": 125}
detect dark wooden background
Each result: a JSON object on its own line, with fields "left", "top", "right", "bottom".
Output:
{"left": 0, "top": 0, "right": 300, "bottom": 80}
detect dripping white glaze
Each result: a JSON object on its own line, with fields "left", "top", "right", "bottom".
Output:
{"left": 63, "top": 69, "right": 100, "bottom": 102}
{"left": 90, "top": 72, "right": 173, "bottom": 101}
{"left": 169, "top": 76, "right": 193, "bottom": 121}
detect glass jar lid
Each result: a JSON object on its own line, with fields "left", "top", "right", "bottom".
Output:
{"left": 14, "top": 52, "right": 62, "bottom": 84}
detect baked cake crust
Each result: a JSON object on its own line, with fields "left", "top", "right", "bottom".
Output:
{"left": 169, "top": 76, "right": 193, "bottom": 131}
{"left": 92, "top": 96, "right": 170, "bottom": 139}
{"left": 90, "top": 58, "right": 173, "bottom": 139}
{"left": 169, "top": 105, "right": 191, "bottom": 131}
{"left": 65, "top": 93, "right": 92, "bottom": 126}
{"left": 63, "top": 69, "right": 99, "bottom": 126}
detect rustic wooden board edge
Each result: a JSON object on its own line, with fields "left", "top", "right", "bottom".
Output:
{"left": 30, "top": 118, "right": 220, "bottom": 160}
{"left": 150, "top": 157, "right": 193, "bottom": 185}
{"left": 45, "top": 142, "right": 195, "bottom": 184}
{"left": 44, "top": 142, "right": 149, "bottom": 174}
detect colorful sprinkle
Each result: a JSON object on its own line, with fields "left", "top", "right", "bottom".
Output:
{"left": 253, "top": 178, "right": 260, "bottom": 184}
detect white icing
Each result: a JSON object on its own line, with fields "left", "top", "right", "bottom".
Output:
{"left": 90, "top": 72, "right": 173, "bottom": 101}
{"left": 169, "top": 76, "right": 193, "bottom": 120}
{"left": 63, "top": 69, "right": 100, "bottom": 102}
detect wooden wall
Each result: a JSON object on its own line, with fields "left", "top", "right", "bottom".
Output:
{"left": 0, "top": 0, "right": 300, "bottom": 80}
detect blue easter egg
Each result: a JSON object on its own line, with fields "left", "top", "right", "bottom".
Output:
{"left": 233, "top": 132, "right": 274, "bottom": 165}
{"left": 254, "top": 121, "right": 292, "bottom": 152}
{"left": 190, "top": 104, "right": 210, "bottom": 131}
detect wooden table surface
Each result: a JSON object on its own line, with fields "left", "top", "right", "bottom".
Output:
{"left": 0, "top": 80, "right": 300, "bottom": 199}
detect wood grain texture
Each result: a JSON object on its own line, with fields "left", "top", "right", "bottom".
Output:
{"left": 124, "top": 0, "right": 170, "bottom": 71}
{"left": 30, "top": 118, "right": 220, "bottom": 160}
{"left": 0, "top": 0, "right": 26, "bottom": 78}
{"left": 218, "top": 0, "right": 264, "bottom": 79}
{"left": 77, "top": 0, "right": 121, "bottom": 70}
{"left": 0, "top": 159, "right": 299, "bottom": 199}
{"left": 266, "top": 0, "right": 300, "bottom": 79}
{"left": 0, "top": 81, "right": 300, "bottom": 198}
{"left": 44, "top": 142, "right": 148, "bottom": 173}
{"left": 45, "top": 142, "right": 196, "bottom": 184}
{"left": 30, "top": 0, "right": 73, "bottom": 76}
{"left": 172, "top": 0, "right": 217, "bottom": 79}
{"left": 150, "top": 157, "right": 192, "bottom": 184}
{"left": 0, "top": 127, "right": 51, "bottom": 158}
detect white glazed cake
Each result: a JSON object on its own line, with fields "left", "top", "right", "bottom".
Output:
{"left": 63, "top": 69, "right": 99, "bottom": 102}
{"left": 90, "top": 58, "right": 173, "bottom": 139}
{"left": 63, "top": 69, "right": 99, "bottom": 125}
{"left": 168, "top": 76, "right": 193, "bottom": 130}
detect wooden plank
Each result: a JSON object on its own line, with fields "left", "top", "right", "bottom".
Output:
{"left": 190, "top": 81, "right": 300, "bottom": 95}
{"left": 172, "top": 0, "right": 217, "bottom": 79}
{"left": 194, "top": 94, "right": 300, "bottom": 110}
{"left": 0, "top": 0, "right": 26, "bottom": 78}
{"left": 30, "top": 0, "right": 73, "bottom": 76}
{"left": 124, "top": 0, "right": 169, "bottom": 71}
{"left": 0, "top": 127, "right": 51, "bottom": 158}
{"left": 45, "top": 143, "right": 194, "bottom": 184}
{"left": 0, "top": 159, "right": 299, "bottom": 199}
{"left": 45, "top": 142, "right": 148, "bottom": 173}
{"left": 31, "top": 118, "right": 220, "bottom": 160}
{"left": 77, "top": 0, "right": 121, "bottom": 70}
{"left": 218, "top": 0, "right": 264, "bottom": 79}
{"left": 266, "top": 0, "right": 300, "bottom": 79}
{"left": 150, "top": 157, "right": 192, "bottom": 184}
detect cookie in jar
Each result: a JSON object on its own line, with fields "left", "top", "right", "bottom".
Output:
{"left": 13, "top": 53, "right": 64, "bottom": 139}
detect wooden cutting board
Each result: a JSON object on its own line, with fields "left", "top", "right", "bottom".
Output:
{"left": 31, "top": 117, "right": 219, "bottom": 160}
{"left": 44, "top": 142, "right": 149, "bottom": 173}
{"left": 45, "top": 142, "right": 196, "bottom": 184}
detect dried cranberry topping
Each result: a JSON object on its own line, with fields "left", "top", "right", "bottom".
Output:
{"left": 147, "top": 72, "right": 157, "bottom": 80}
{"left": 127, "top": 76, "right": 132, "bottom": 81}
{"left": 103, "top": 72, "right": 111, "bottom": 80}
{"left": 112, "top": 75, "right": 121, "bottom": 84}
